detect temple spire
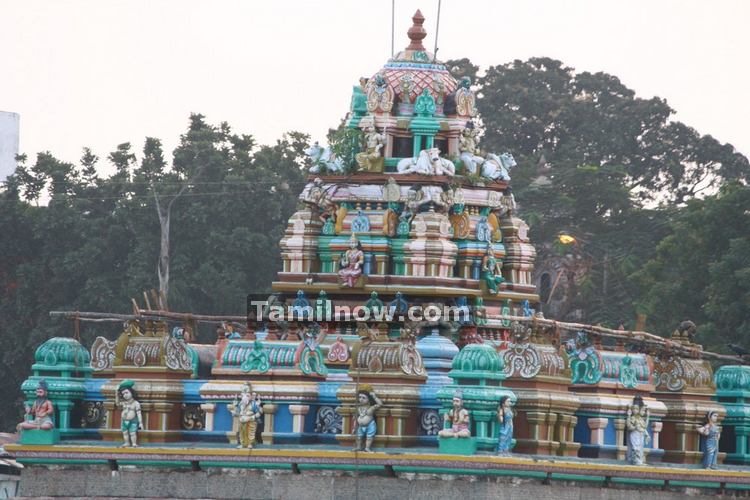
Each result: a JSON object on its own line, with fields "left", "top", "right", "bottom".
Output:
{"left": 406, "top": 9, "right": 427, "bottom": 51}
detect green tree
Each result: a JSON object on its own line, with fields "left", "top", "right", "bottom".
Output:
{"left": 0, "top": 116, "right": 306, "bottom": 430}
{"left": 633, "top": 184, "right": 750, "bottom": 350}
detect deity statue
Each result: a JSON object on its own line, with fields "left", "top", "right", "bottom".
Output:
{"left": 414, "top": 88, "right": 436, "bottom": 117}
{"left": 696, "top": 410, "right": 721, "bottom": 469}
{"left": 338, "top": 234, "right": 364, "bottom": 287}
{"left": 303, "top": 178, "right": 338, "bottom": 226}
{"left": 389, "top": 292, "right": 409, "bottom": 318}
{"left": 291, "top": 290, "right": 311, "bottom": 320}
{"left": 482, "top": 244, "right": 505, "bottom": 294}
{"left": 355, "top": 123, "right": 386, "bottom": 172}
{"left": 116, "top": 380, "right": 143, "bottom": 447}
{"left": 233, "top": 382, "right": 263, "bottom": 449}
{"left": 363, "top": 291, "right": 384, "bottom": 317}
{"left": 438, "top": 391, "right": 471, "bottom": 438}
{"left": 223, "top": 322, "right": 242, "bottom": 339}
{"left": 496, "top": 395, "right": 514, "bottom": 455}
{"left": 454, "top": 76, "right": 478, "bottom": 117}
{"left": 459, "top": 121, "right": 484, "bottom": 175}
{"left": 626, "top": 395, "right": 650, "bottom": 465}
{"left": 351, "top": 385, "right": 383, "bottom": 452}
{"left": 382, "top": 177, "right": 401, "bottom": 202}
{"left": 366, "top": 73, "right": 394, "bottom": 113}
{"left": 17, "top": 379, "right": 54, "bottom": 432}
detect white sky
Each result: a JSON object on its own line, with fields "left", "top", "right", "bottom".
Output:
{"left": 1, "top": 0, "right": 748, "bottom": 175}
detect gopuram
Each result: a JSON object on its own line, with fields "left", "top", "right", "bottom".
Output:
{"left": 6, "top": 10, "right": 750, "bottom": 499}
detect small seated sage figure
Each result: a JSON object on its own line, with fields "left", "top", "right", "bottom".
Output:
{"left": 438, "top": 391, "right": 470, "bottom": 438}
{"left": 117, "top": 380, "right": 144, "bottom": 447}
{"left": 496, "top": 396, "right": 514, "bottom": 455}
{"left": 626, "top": 395, "right": 650, "bottom": 465}
{"left": 696, "top": 410, "right": 720, "bottom": 469}
{"left": 352, "top": 385, "right": 383, "bottom": 452}
{"left": 17, "top": 379, "right": 55, "bottom": 431}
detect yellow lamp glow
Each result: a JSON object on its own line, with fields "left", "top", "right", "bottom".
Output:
{"left": 558, "top": 234, "right": 576, "bottom": 245}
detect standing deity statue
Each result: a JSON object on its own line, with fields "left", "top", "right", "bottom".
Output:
{"left": 482, "top": 244, "right": 505, "bottom": 294}
{"left": 233, "top": 382, "right": 263, "bottom": 449}
{"left": 17, "top": 379, "right": 55, "bottom": 432}
{"left": 338, "top": 234, "right": 364, "bottom": 287}
{"left": 625, "top": 395, "right": 650, "bottom": 465}
{"left": 351, "top": 385, "right": 383, "bottom": 452}
{"left": 696, "top": 410, "right": 721, "bottom": 469}
{"left": 438, "top": 391, "right": 471, "bottom": 438}
{"left": 496, "top": 396, "right": 514, "bottom": 455}
{"left": 355, "top": 124, "right": 386, "bottom": 172}
{"left": 116, "top": 380, "right": 143, "bottom": 447}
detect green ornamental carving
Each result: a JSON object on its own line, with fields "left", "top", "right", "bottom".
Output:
{"left": 715, "top": 365, "right": 750, "bottom": 392}
{"left": 564, "top": 332, "right": 603, "bottom": 385}
{"left": 618, "top": 355, "right": 638, "bottom": 389}
{"left": 240, "top": 340, "right": 271, "bottom": 373}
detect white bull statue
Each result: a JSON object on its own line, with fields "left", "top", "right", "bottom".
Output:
{"left": 481, "top": 152, "right": 516, "bottom": 181}
{"left": 305, "top": 142, "right": 345, "bottom": 174}
{"left": 396, "top": 148, "right": 455, "bottom": 176}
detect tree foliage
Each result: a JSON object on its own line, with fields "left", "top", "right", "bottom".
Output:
{"left": 447, "top": 56, "right": 749, "bottom": 331}
{"left": 0, "top": 115, "right": 305, "bottom": 429}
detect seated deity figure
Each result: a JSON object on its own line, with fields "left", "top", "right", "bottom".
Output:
{"left": 626, "top": 395, "right": 650, "bottom": 465}
{"left": 352, "top": 385, "right": 383, "bottom": 453}
{"left": 116, "top": 380, "right": 143, "bottom": 447}
{"left": 355, "top": 124, "right": 386, "bottom": 172}
{"left": 17, "top": 379, "right": 55, "bottom": 431}
{"left": 458, "top": 121, "right": 484, "bottom": 175}
{"left": 439, "top": 391, "right": 471, "bottom": 438}
{"left": 482, "top": 244, "right": 505, "bottom": 294}
{"left": 338, "top": 234, "right": 364, "bottom": 287}
{"left": 233, "top": 382, "right": 263, "bottom": 449}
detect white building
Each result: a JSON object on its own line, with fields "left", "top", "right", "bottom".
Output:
{"left": 0, "top": 111, "right": 20, "bottom": 182}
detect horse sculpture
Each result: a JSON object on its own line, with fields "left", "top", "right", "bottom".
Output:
{"left": 305, "top": 142, "right": 345, "bottom": 174}
{"left": 481, "top": 153, "right": 516, "bottom": 181}
{"left": 396, "top": 148, "right": 455, "bottom": 176}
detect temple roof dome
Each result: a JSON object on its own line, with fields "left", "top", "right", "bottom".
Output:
{"left": 371, "top": 10, "right": 458, "bottom": 107}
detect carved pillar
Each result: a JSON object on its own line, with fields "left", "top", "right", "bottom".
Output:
{"left": 651, "top": 421, "right": 663, "bottom": 450}
{"left": 473, "top": 410, "right": 493, "bottom": 440}
{"left": 527, "top": 412, "right": 547, "bottom": 441}
{"left": 614, "top": 419, "right": 626, "bottom": 460}
{"left": 289, "top": 405, "right": 310, "bottom": 434}
{"left": 200, "top": 403, "right": 216, "bottom": 432}
{"left": 545, "top": 412, "right": 559, "bottom": 443}
{"left": 676, "top": 422, "right": 692, "bottom": 454}
{"left": 389, "top": 408, "right": 410, "bottom": 438}
{"left": 261, "top": 404, "right": 278, "bottom": 444}
{"left": 337, "top": 406, "right": 355, "bottom": 437}
{"left": 588, "top": 417, "right": 609, "bottom": 445}
{"left": 56, "top": 401, "right": 74, "bottom": 432}
{"left": 152, "top": 402, "right": 173, "bottom": 432}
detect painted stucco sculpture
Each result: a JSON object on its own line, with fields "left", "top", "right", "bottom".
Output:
{"left": 116, "top": 380, "right": 143, "bottom": 447}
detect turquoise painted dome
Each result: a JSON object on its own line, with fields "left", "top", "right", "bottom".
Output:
{"left": 448, "top": 343, "right": 506, "bottom": 383}
{"left": 34, "top": 337, "right": 91, "bottom": 368}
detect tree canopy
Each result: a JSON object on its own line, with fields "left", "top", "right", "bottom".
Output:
{"left": 0, "top": 114, "right": 306, "bottom": 429}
